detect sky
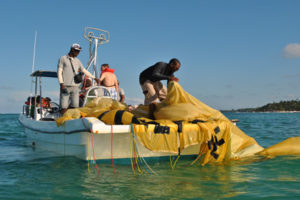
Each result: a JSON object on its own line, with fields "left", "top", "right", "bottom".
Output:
{"left": 1, "top": 0, "right": 300, "bottom": 113}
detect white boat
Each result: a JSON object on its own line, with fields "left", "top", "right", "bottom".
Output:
{"left": 19, "top": 112, "right": 201, "bottom": 161}
{"left": 18, "top": 85, "right": 200, "bottom": 163}
{"left": 18, "top": 27, "right": 201, "bottom": 163}
{"left": 19, "top": 27, "right": 264, "bottom": 166}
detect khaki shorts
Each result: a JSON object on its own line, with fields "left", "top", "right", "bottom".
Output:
{"left": 140, "top": 80, "right": 167, "bottom": 105}
{"left": 60, "top": 86, "right": 80, "bottom": 109}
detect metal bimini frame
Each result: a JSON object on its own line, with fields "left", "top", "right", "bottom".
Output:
{"left": 25, "top": 71, "right": 59, "bottom": 120}
{"left": 84, "top": 27, "right": 110, "bottom": 80}
{"left": 81, "top": 27, "right": 112, "bottom": 105}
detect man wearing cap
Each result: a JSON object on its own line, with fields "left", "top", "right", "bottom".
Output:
{"left": 139, "top": 58, "right": 181, "bottom": 105}
{"left": 57, "top": 43, "right": 100, "bottom": 114}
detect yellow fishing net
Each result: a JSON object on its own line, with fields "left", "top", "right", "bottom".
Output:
{"left": 133, "top": 81, "right": 263, "bottom": 164}
{"left": 259, "top": 137, "right": 300, "bottom": 156}
{"left": 56, "top": 81, "right": 264, "bottom": 164}
{"left": 56, "top": 98, "right": 126, "bottom": 126}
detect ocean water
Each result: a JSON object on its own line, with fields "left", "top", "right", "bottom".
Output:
{"left": 0, "top": 113, "right": 300, "bottom": 200}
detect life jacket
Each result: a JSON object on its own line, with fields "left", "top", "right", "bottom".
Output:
{"left": 100, "top": 68, "right": 115, "bottom": 76}
{"left": 99, "top": 68, "right": 116, "bottom": 87}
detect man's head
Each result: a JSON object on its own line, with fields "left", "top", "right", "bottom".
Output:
{"left": 85, "top": 78, "right": 92, "bottom": 87}
{"left": 45, "top": 97, "right": 51, "bottom": 102}
{"left": 169, "top": 58, "right": 181, "bottom": 72}
{"left": 69, "top": 43, "right": 82, "bottom": 57}
{"left": 101, "top": 63, "right": 109, "bottom": 71}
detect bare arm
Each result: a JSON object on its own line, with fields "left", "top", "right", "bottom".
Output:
{"left": 80, "top": 64, "right": 100, "bottom": 84}
{"left": 99, "top": 73, "right": 105, "bottom": 85}
{"left": 81, "top": 67, "right": 95, "bottom": 79}
{"left": 57, "top": 58, "right": 65, "bottom": 92}
{"left": 120, "top": 94, "right": 125, "bottom": 103}
{"left": 57, "top": 58, "right": 64, "bottom": 84}
{"left": 114, "top": 75, "right": 119, "bottom": 92}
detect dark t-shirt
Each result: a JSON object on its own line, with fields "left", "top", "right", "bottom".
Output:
{"left": 139, "top": 62, "right": 174, "bottom": 85}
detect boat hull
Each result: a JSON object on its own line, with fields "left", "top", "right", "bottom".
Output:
{"left": 19, "top": 114, "right": 200, "bottom": 162}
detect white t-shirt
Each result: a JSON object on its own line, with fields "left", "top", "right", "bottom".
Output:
{"left": 57, "top": 55, "right": 95, "bottom": 86}
{"left": 118, "top": 87, "right": 125, "bottom": 101}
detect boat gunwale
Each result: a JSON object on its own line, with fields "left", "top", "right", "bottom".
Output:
{"left": 18, "top": 114, "right": 131, "bottom": 135}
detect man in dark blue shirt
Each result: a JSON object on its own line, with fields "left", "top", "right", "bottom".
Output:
{"left": 139, "top": 58, "right": 181, "bottom": 105}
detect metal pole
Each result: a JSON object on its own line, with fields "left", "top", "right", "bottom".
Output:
{"left": 93, "top": 38, "right": 99, "bottom": 79}
{"left": 29, "top": 31, "right": 37, "bottom": 117}
{"left": 40, "top": 76, "right": 43, "bottom": 120}
{"left": 34, "top": 76, "right": 38, "bottom": 119}
{"left": 32, "top": 31, "right": 37, "bottom": 73}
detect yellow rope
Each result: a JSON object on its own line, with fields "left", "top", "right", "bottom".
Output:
{"left": 170, "top": 154, "right": 181, "bottom": 170}
{"left": 133, "top": 139, "right": 142, "bottom": 174}
{"left": 171, "top": 155, "right": 180, "bottom": 170}
{"left": 131, "top": 125, "right": 157, "bottom": 175}
{"left": 88, "top": 134, "right": 90, "bottom": 173}
{"left": 169, "top": 155, "right": 173, "bottom": 169}
{"left": 190, "top": 144, "right": 207, "bottom": 165}
{"left": 130, "top": 134, "right": 135, "bottom": 174}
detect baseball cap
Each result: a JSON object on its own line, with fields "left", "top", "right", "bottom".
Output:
{"left": 71, "top": 43, "right": 82, "bottom": 51}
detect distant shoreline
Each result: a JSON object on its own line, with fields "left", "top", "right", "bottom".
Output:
{"left": 222, "top": 100, "right": 300, "bottom": 113}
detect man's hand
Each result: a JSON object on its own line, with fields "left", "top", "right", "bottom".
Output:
{"left": 94, "top": 78, "right": 100, "bottom": 85}
{"left": 60, "top": 83, "right": 68, "bottom": 94}
{"left": 60, "top": 83, "right": 65, "bottom": 92}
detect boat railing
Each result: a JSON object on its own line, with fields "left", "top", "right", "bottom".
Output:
{"left": 23, "top": 104, "right": 30, "bottom": 116}
{"left": 22, "top": 101, "right": 60, "bottom": 121}
{"left": 82, "top": 86, "right": 112, "bottom": 106}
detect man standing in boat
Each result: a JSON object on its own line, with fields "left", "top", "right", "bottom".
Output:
{"left": 57, "top": 43, "right": 100, "bottom": 114}
{"left": 139, "top": 58, "right": 180, "bottom": 105}
{"left": 99, "top": 64, "right": 119, "bottom": 100}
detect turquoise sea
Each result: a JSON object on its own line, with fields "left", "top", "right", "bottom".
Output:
{"left": 0, "top": 113, "right": 300, "bottom": 199}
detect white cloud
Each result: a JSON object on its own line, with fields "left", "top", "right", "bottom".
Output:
{"left": 283, "top": 43, "right": 300, "bottom": 58}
